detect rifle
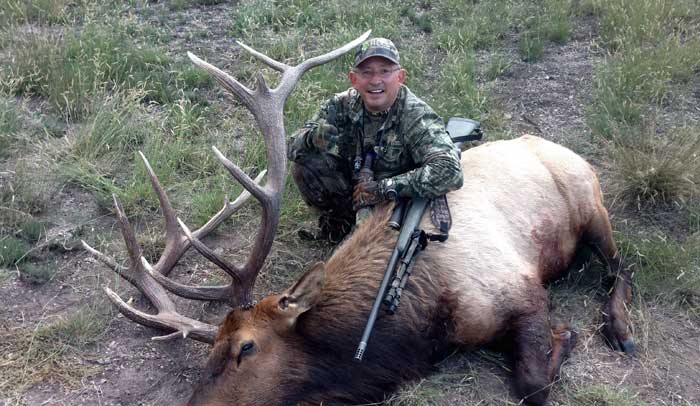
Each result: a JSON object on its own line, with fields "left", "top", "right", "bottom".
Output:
{"left": 354, "top": 197, "right": 428, "bottom": 362}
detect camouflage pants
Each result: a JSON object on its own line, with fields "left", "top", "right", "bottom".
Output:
{"left": 291, "top": 151, "right": 356, "bottom": 242}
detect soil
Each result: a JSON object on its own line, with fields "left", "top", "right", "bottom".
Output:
{"left": 2, "top": 3, "right": 699, "bottom": 406}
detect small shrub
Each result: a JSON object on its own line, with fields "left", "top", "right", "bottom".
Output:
{"left": 20, "top": 218, "right": 49, "bottom": 243}
{"left": 618, "top": 230, "right": 700, "bottom": 309}
{"left": 611, "top": 127, "right": 700, "bottom": 206}
{"left": 519, "top": 31, "right": 544, "bottom": 62}
{"left": 0, "top": 236, "right": 31, "bottom": 266}
{"left": 18, "top": 262, "right": 56, "bottom": 284}
{"left": 486, "top": 54, "right": 512, "bottom": 80}
{"left": 542, "top": 0, "right": 573, "bottom": 44}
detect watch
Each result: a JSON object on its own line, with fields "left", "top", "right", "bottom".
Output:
{"left": 382, "top": 178, "right": 398, "bottom": 201}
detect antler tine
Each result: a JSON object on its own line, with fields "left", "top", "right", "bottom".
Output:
{"left": 187, "top": 51, "right": 256, "bottom": 113}
{"left": 276, "top": 30, "right": 371, "bottom": 100}
{"left": 178, "top": 217, "right": 243, "bottom": 284}
{"left": 193, "top": 170, "right": 266, "bottom": 238}
{"left": 82, "top": 197, "right": 218, "bottom": 344}
{"left": 297, "top": 30, "right": 371, "bottom": 73}
{"left": 138, "top": 152, "right": 187, "bottom": 276}
{"left": 141, "top": 256, "right": 237, "bottom": 305}
{"left": 211, "top": 146, "right": 267, "bottom": 202}
{"left": 103, "top": 287, "right": 217, "bottom": 344}
{"left": 236, "top": 40, "right": 289, "bottom": 73}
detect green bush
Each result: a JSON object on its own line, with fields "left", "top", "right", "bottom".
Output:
{"left": 519, "top": 31, "right": 544, "bottom": 62}
{"left": 611, "top": 127, "right": 700, "bottom": 206}
{"left": 18, "top": 262, "right": 56, "bottom": 284}
{"left": 619, "top": 230, "right": 700, "bottom": 310}
{"left": 0, "top": 236, "right": 31, "bottom": 266}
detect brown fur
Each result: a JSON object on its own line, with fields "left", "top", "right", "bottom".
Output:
{"left": 188, "top": 136, "right": 635, "bottom": 406}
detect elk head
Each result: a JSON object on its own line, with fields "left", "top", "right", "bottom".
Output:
{"left": 82, "top": 28, "right": 369, "bottom": 381}
{"left": 187, "top": 262, "right": 327, "bottom": 405}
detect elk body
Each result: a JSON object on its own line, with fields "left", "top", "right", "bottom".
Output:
{"left": 84, "top": 33, "right": 634, "bottom": 406}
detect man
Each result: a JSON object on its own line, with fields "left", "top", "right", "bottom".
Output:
{"left": 288, "top": 38, "right": 463, "bottom": 242}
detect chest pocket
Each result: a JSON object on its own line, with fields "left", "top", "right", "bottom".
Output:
{"left": 375, "top": 130, "right": 409, "bottom": 174}
{"left": 379, "top": 138, "right": 404, "bottom": 163}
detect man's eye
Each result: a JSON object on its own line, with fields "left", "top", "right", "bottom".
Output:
{"left": 380, "top": 69, "right": 391, "bottom": 75}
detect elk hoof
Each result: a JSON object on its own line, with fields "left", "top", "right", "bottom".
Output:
{"left": 603, "top": 326, "right": 635, "bottom": 356}
{"left": 621, "top": 338, "right": 636, "bottom": 356}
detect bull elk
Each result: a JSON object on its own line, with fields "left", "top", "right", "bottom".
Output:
{"left": 83, "top": 32, "right": 635, "bottom": 406}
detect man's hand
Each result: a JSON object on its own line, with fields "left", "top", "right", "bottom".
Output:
{"left": 353, "top": 180, "right": 384, "bottom": 211}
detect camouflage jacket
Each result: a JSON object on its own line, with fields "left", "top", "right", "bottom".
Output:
{"left": 288, "top": 86, "right": 463, "bottom": 198}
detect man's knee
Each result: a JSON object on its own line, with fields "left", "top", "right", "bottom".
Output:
{"left": 291, "top": 152, "right": 353, "bottom": 214}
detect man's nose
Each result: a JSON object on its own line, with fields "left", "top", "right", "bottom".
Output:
{"left": 369, "top": 75, "right": 382, "bottom": 85}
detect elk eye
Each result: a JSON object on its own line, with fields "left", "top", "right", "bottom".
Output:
{"left": 241, "top": 341, "right": 255, "bottom": 354}
{"left": 237, "top": 341, "right": 255, "bottom": 366}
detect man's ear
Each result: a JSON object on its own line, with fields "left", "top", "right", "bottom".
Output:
{"left": 397, "top": 68, "right": 406, "bottom": 85}
{"left": 277, "top": 262, "right": 326, "bottom": 319}
{"left": 348, "top": 70, "right": 359, "bottom": 88}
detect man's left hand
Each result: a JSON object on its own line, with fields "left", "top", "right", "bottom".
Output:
{"left": 353, "top": 180, "right": 384, "bottom": 211}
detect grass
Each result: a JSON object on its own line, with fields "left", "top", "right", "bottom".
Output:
{"left": 619, "top": 230, "right": 700, "bottom": 310}
{"left": 18, "top": 262, "right": 57, "bottom": 284}
{"left": 0, "top": 97, "right": 22, "bottom": 157}
{"left": 569, "top": 384, "right": 641, "bottom": 405}
{"left": 0, "top": 0, "right": 73, "bottom": 25}
{"left": 609, "top": 126, "right": 700, "bottom": 206}
{"left": 486, "top": 54, "right": 512, "bottom": 81}
{"left": 0, "top": 306, "right": 107, "bottom": 398}
{"left": 433, "top": 51, "right": 489, "bottom": 121}
{"left": 0, "top": 236, "right": 31, "bottom": 267}
{"left": 1, "top": 20, "right": 210, "bottom": 120}
{"left": 434, "top": 0, "right": 513, "bottom": 52}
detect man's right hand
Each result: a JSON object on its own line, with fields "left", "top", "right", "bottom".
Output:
{"left": 353, "top": 180, "right": 383, "bottom": 211}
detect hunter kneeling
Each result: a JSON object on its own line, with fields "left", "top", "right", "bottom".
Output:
{"left": 288, "top": 37, "right": 463, "bottom": 242}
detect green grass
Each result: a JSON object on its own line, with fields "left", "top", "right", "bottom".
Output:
{"left": 0, "top": 97, "right": 22, "bottom": 157}
{"left": 0, "top": 0, "right": 73, "bottom": 25}
{"left": 569, "top": 384, "right": 641, "bottom": 405}
{"left": 519, "top": 31, "right": 545, "bottom": 62}
{"left": 18, "top": 262, "right": 57, "bottom": 284}
{"left": 434, "top": 0, "right": 513, "bottom": 52}
{"left": 0, "top": 306, "right": 107, "bottom": 397}
{"left": 19, "top": 218, "right": 49, "bottom": 243}
{"left": 433, "top": 51, "right": 489, "bottom": 120}
{"left": 486, "top": 54, "right": 512, "bottom": 81}
{"left": 619, "top": 230, "right": 700, "bottom": 311}
{"left": 610, "top": 127, "right": 700, "bottom": 206}
{"left": 0, "top": 236, "right": 31, "bottom": 266}
{"left": 1, "top": 21, "right": 212, "bottom": 120}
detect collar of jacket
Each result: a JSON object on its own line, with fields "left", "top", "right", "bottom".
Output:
{"left": 347, "top": 85, "right": 408, "bottom": 129}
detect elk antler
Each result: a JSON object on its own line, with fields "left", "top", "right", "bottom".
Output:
{"left": 82, "top": 31, "right": 371, "bottom": 342}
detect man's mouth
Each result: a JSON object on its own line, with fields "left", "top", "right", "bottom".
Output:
{"left": 368, "top": 89, "right": 384, "bottom": 94}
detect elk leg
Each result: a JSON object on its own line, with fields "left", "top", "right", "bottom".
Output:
{"left": 510, "top": 292, "right": 576, "bottom": 406}
{"left": 585, "top": 206, "right": 635, "bottom": 355}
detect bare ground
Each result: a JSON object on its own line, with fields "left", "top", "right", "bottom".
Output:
{"left": 2, "top": 4, "right": 700, "bottom": 406}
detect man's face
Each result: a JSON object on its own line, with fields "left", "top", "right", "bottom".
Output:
{"left": 349, "top": 56, "right": 406, "bottom": 114}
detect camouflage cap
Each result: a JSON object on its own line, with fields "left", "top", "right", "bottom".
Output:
{"left": 354, "top": 38, "right": 400, "bottom": 68}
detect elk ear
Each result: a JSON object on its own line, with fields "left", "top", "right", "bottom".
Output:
{"left": 277, "top": 262, "right": 325, "bottom": 317}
